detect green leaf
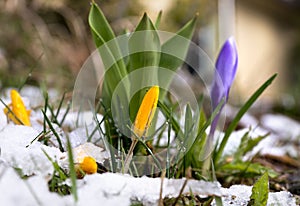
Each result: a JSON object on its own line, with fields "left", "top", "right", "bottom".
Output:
{"left": 129, "top": 13, "right": 160, "bottom": 72}
{"left": 219, "top": 162, "right": 277, "bottom": 178}
{"left": 89, "top": 2, "right": 115, "bottom": 46}
{"left": 182, "top": 104, "right": 196, "bottom": 169}
{"left": 184, "top": 104, "right": 193, "bottom": 138}
{"left": 66, "top": 135, "right": 78, "bottom": 202}
{"left": 128, "top": 13, "right": 161, "bottom": 120}
{"left": 233, "top": 131, "right": 269, "bottom": 162}
{"left": 41, "top": 110, "right": 64, "bottom": 152}
{"left": 89, "top": 2, "right": 126, "bottom": 71}
{"left": 248, "top": 172, "right": 269, "bottom": 206}
{"left": 189, "top": 109, "right": 207, "bottom": 168}
{"left": 214, "top": 74, "right": 277, "bottom": 165}
{"left": 191, "top": 98, "right": 225, "bottom": 158}
{"left": 158, "top": 16, "right": 197, "bottom": 97}
{"left": 89, "top": 2, "right": 129, "bottom": 110}
{"left": 182, "top": 99, "right": 225, "bottom": 174}
{"left": 155, "top": 10, "right": 162, "bottom": 28}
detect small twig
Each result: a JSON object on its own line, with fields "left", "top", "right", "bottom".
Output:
{"left": 123, "top": 139, "right": 138, "bottom": 174}
{"left": 159, "top": 169, "right": 166, "bottom": 206}
{"left": 173, "top": 168, "right": 192, "bottom": 205}
{"left": 172, "top": 178, "right": 189, "bottom": 206}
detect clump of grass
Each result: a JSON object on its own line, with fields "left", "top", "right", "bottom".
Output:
{"left": 42, "top": 150, "right": 71, "bottom": 196}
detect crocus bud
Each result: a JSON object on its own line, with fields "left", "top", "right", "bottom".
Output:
{"left": 132, "top": 86, "right": 159, "bottom": 138}
{"left": 3, "top": 89, "right": 31, "bottom": 126}
{"left": 210, "top": 37, "right": 238, "bottom": 136}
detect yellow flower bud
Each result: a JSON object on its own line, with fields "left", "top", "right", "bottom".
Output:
{"left": 79, "top": 156, "right": 97, "bottom": 174}
{"left": 132, "top": 86, "right": 159, "bottom": 137}
{"left": 3, "top": 89, "right": 31, "bottom": 126}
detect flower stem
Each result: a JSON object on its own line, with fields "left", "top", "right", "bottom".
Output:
{"left": 123, "top": 139, "right": 138, "bottom": 173}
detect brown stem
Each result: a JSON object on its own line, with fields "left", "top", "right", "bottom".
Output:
{"left": 123, "top": 139, "right": 138, "bottom": 174}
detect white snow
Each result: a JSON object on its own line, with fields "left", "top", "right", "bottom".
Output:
{"left": 212, "top": 185, "right": 296, "bottom": 206}
{"left": 0, "top": 125, "right": 63, "bottom": 176}
{"left": 0, "top": 164, "right": 71, "bottom": 206}
{"left": 261, "top": 114, "right": 300, "bottom": 140}
{"left": 0, "top": 163, "right": 296, "bottom": 206}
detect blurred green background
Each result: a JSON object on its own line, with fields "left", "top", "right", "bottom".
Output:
{"left": 0, "top": 0, "right": 299, "bottom": 118}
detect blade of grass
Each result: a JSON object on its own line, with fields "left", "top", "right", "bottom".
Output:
{"left": 189, "top": 188, "right": 197, "bottom": 206}
{"left": 18, "top": 53, "right": 43, "bottom": 91}
{"left": 132, "top": 134, "right": 162, "bottom": 172}
{"left": 26, "top": 131, "right": 44, "bottom": 147}
{"left": 92, "top": 101, "right": 115, "bottom": 172}
{"left": 47, "top": 105, "right": 56, "bottom": 122}
{"left": 0, "top": 98, "right": 24, "bottom": 125}
{"left": 158, "top": 100, "right": 183, "bottom": 137}
{"left": 55, "top": 92, "right": 66, "bottom": 120}
{"left": 59, "top": 100, "right": 71, "bottom": 126}
{"left": 166, "top": 110, "right": 172, "bottom": 178}
{"left": 103, "top": 118, "right": 116, "bottom": 172}
{"left": 214, "top": 74, "right": 277, "bottom": 165}
{"left": 187, "top": 98, "right": 225, "bottom": 160}
{"left": 42, "top": 90, "right": 48, "bottom": 134}
{"left": 154, "top": 123, "right": 167, "bottom": 147}
{"left": 42, "top": 110, "right": 64, "bottom": 152}
{"left": 145, "top": 119, "right": 167, "bottom": 142}
{"left": 66, "top": 135, "right": 78, "bottom": 202}
{"left": 42, "top": 149, "right": 68, "bottom": 179}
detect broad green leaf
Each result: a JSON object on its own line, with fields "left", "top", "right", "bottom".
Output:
{"left": 249, "top": 172, "right": 269, "bottom": 206}
{"left": 89, "top": 2, "right": 127, "bottom": 72}
{"left": 214, "top": 74, "right": 277, "bottom": 165}
{"left": 159, "top": 16, "right": 197, "bottom": 70}
{"left": 158, "top": 16, "right": 197, "bottom": 97}
{"left": 89, "top": 2, "right": 128, "bottom": 110}
{"left": 128, "top": 13, "right": 160, "bottom": 120}
{"left": 89, "top": 3, "right": 114, "bottom": 46}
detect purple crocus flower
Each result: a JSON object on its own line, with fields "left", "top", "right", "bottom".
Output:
{"left": 209, "top": 37, "right": 238, "bottom": 136}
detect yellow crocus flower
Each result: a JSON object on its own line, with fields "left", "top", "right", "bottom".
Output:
{"left": 3, "top": 89, "right": 31, "bottom": 126}
{"left": 76, "top": 156, "right": 98, "bottom": 178}
{"left": 124, "top": 86, "right": 159, "bottom": 173}
{"left": 132, "top": 86, "right": 159, "bottom": 138}
{"left": 79, "top": 156, "right": 98, "bottom": 174}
